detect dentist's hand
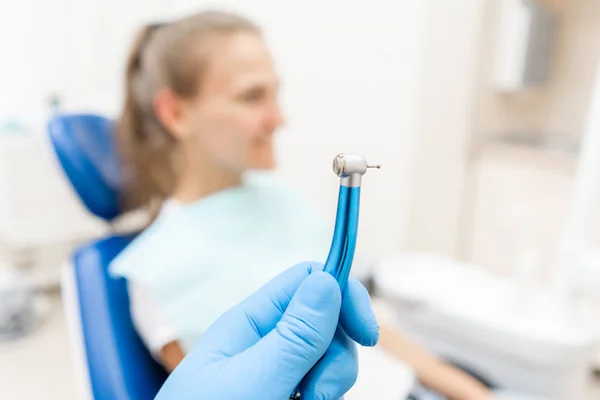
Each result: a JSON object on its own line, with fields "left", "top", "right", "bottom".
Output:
{"left": 155, "top": 262, "right": 379, "bottom": 400}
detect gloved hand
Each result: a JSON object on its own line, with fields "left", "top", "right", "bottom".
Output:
{"left": 155, "top": 262, "right": 379, "bottom": 400}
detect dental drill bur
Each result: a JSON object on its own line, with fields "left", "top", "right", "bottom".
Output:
{"left": 323, "top": 154, "right": 380, "bottom": 291}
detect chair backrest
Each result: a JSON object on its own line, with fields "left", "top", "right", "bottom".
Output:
{"left": 47, "top": 114, "right": 121, "bottom": 221}
{"left": 48, "top": 113, "right": 168, "bottom": 399}
{"left": 71, "top": 236, "right": 168, "bottom": 399}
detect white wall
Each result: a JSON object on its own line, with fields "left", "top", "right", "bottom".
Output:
{"left": 0, "top": 1, "right": 68, "bottom": 117}
{"left": 0, "top": 0, "right": 430, "bottom": 266}
{"left": 404, "top": 0, "right": 487, "bottom": 258}
{"left": 225, "top": 1, "right": 429, "bottom": 261}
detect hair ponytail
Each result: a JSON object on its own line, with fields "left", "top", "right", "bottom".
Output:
{"left": 118, "top": 23, "right": 177, "bottom": 215}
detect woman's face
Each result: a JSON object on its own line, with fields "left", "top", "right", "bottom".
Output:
{"left": 178, "top": 31, "right": 284, "bottom": 174}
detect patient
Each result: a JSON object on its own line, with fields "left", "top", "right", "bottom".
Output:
{"left": 110, "top": 10, "right": 494, "bottom": 400}
{"left": 111, "top": 9, "right": 329, "bottom": 372}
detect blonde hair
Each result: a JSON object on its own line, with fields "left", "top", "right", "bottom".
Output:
{"left": 118, "top": 11, "right": 260, "bottom": 213}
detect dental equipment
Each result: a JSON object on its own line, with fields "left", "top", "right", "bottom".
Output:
{"left": 323, "top": 153, "right": 380, "bottom": 290}
{"left": 291, "top": 154, "right": 379, "bottom": 400}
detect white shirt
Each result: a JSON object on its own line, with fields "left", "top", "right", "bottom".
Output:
{"left": 128, "top": 199, "right": 181, "bottom": 356}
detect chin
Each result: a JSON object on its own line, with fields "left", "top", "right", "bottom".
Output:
{"left": 250, "top": 155, "right": 276, "bottom": 170}
{"left": 252, "top": 162, "right": 276, "bottom": 170}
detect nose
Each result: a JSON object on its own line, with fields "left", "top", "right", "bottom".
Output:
{"left": 265, "top": 100, "right": 285, "bottom": 132}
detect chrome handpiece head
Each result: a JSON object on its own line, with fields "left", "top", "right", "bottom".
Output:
{"left": 333, "top": 153, "right": 381, "bottom": 187}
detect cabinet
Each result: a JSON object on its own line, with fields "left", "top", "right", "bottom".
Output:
{"left": 462, "top": 0, "right": 600, "bottom": 275}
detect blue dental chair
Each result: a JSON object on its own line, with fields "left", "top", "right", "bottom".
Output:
{"left": 48, "top": 114, "right": 168, "bottom": 399}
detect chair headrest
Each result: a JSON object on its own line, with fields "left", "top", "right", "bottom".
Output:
{"left": 48, "top": 114, "right": 121, "bottom": 221}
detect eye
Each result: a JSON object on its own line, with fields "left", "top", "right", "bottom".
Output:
{"left": 241, "top": 87, "right": 265, "bottom": 103}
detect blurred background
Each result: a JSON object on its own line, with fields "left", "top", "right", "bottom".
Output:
{"left": 1, "top": 0, "right": 600, "bottom": 399}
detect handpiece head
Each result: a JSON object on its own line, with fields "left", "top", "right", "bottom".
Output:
{"left": 333, "top": 154, "right": 380, "bottom": 187}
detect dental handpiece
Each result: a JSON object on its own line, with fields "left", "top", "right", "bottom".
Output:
{"left": 323, "top": 154, "right": 380, "bottom": 291}
{"left": 290, "top": 154, "right": 381, "bottom": 400}
{"left": 290, "top": 154, "right": 379, "bottom": 400}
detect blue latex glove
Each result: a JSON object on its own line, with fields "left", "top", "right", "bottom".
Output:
{"left": 155, "top": 262, "right": 379, "bottom": 400}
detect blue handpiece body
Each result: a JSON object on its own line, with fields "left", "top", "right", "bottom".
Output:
{"left": 323, "top": 186, "right": 361, "bottom": 291}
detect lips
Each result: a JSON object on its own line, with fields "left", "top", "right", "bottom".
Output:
{"left": 253, "top": 136, "right": 272, "bottom": 146}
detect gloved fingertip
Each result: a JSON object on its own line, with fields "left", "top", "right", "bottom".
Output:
{"left": 305, "top": 260, "right": 326, "bottom": 272}
{"left": 340, "top": 278, "right": 379, "bottom": 347}
{"left": 298, "top": 271, "right": 342, "bottom": 310}
{"left": 349, "top": 321, "right": 379, "bottom": 347}
{"left": 364, "top": 322, "right": 380, "bottom": 347}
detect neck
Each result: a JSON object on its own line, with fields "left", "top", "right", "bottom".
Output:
{"left": 172, "top": 163, "right": 243, "bottom": 204}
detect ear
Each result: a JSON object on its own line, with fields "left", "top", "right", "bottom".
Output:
{"left": 153, "top": 88, "right": 191, "bottom": 140}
